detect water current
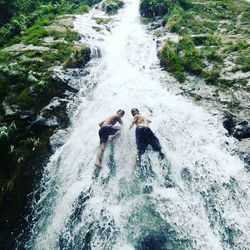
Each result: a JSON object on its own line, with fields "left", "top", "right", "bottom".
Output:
{"left": 25, "top": 0, "right": 250, "bottom": 249}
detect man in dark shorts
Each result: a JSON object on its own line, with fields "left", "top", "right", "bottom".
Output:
{"left": 95, "top": 109, "right": 125, "bottom": 167}
{"left": 129, "top": 108, "right": 165, "bottom": 166}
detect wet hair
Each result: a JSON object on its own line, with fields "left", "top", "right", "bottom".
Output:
{"left": 131, "top": 108, "right": 139, "bottom": 115}
{"left": 117, "top": 109, "right": 125, "bottom": 115}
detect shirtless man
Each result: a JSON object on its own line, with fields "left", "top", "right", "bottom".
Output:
{"left": 95, "top": 109, "right": 125, "bottom": 167}
{"left": 129, "top": 108, "right": 165, "bottom": 165}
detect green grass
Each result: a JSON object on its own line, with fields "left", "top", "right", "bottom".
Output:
{"left": 159, "top": 39, "right": 185, "bottom": 82}
{"left": 234, "top": 54, "right": 250, "bottom": 72}
{"left": 223, "top": 40, "right": 248, "bottom": 53}
{"left": 165, "top": 5, "right": 186, "bottom": 33}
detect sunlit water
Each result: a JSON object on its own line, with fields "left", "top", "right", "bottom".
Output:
{"left": 25, "top": 0, "right": 250, "bottom": 249}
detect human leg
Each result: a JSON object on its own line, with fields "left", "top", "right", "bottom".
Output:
{"left": 95, "top": 143, "right": 106, "bottom": 167}
{"left": 148, "top": 129, "right": 166, "bottom": 159}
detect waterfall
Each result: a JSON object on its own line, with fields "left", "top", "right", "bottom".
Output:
{"left": 25, "top": 0, "right": 250, "bottom": 249}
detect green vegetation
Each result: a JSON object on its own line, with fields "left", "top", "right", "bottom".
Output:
{"left": 93, "top": 17, "right": 112, "bottom": 25}
{"left": 140, "top": 0, "right": 191, "bottom": 18}
{"left": 154, "top": 0, "right": 250, "bottom": 86}
{"left": 0, "top": 0, "right": 98, "bottom": 48}
{"left": 159, "top": 40, "right": 185, "bottom": 82}
{"left": 159, "top": 36, "right": 204, "bottom": 82}
{"left": 102, "top": 0, "right": 124, "bottom": 14}
{"left": 0, "top": 2, "right": 98, "bottom": 244}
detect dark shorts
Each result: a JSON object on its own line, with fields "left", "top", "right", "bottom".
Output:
{"left": 99, "top": 125, "right": 120, "bottom": 144}
{"left": 136, "top": 126, "right": 162, "bottom": 156}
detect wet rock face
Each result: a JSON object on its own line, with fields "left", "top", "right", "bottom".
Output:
{"left": 31, "top": 97, "right": 69, "bottom": 135}
{"left": 222, "top": 111, "right": 250, "bottom": 140}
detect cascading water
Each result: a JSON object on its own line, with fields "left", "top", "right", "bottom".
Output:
{"left": 24, "top": 0, "right": 250, "bottom": 249}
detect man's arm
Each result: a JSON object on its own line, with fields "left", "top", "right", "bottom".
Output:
{"left": 99, "top": 120, "right": 105, "bottom": 127}
{"left": 116, "top": 116, "right": 123, "bottom": 126}
{"left": 129, "top": 116, "right": 137, "bottom": 129}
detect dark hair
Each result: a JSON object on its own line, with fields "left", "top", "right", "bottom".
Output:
{"left": 131, "top": 108, "right": 139, "bottom": 116}
{"left": 117, "top": 109, "right": 125, "bottom": 115}
{"left": 131, "top": 108, "right": 139, "bottom": 114}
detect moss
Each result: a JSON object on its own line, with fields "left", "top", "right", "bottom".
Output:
{"left": 193, "top": 94, "right": 202, "bottom": 101}
{"left": 153, "top": 30, "right": 163, "bottom": 37}
{"left": 63, "top": 45, "right": 91, "bottom": 68}
{"left": 93, "top": 17, "right": 112, "bottom": 25}
{"left": 103, "top": 0, "right": 124, "bottom": 14}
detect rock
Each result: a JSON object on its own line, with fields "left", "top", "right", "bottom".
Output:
{"left": 102, "top": 0, "right": 124, "bottom": 14}
{"left": 19, "top": 109, "right": 35, "bottom": 120}
{"left": 91, "top": 47, "right": 102, "bottom": 59}
{"left": 222, "top": 110, "right": 237, "bottom": 135}
{"left": 233, "top": 121, "right": 250, "bottom": 140}
{"left": 63, "top": 45, "right": 91, "bottom": 69}
{"left": 222, "top": 111, "right": 250, "bottom": 140}
{"left": 2, "top": 101, "right": 19, "bottom": 117}
{"left": 31, "top": 97, "right": 69, "bottom": 134}
{"left": 52, "top": 69, "right": 71, "bottom": 86}
{"left": 49, "top": 129, "right": 68, "bottom": 152}
{"left": 3, "top": 44, "right": 54, "bottom": 52}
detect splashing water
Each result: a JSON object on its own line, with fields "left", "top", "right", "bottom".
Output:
{"left": 25, "top": 0, "right": 250, "bottom": 249}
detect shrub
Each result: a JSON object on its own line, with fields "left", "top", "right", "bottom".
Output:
{"left": 159, "top": 40, "right": 185, "bottom": 82}
{"left": 179, "top": 36, "right": 204, "bottom": 75}
{"left": 140, "top": 0, "right": 173, "bottom": 18}
{"left": 165, "top": 5, "right": 185, "bottom": 33}
{"left": 202, "top": 68, "right": 220, "bottom": 85}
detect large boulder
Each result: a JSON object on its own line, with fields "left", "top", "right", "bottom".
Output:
{"left": 31, "top": 97, "right": 69, "bottom": 135}
{"left": 222, "top": 111, "right": 250, "bottom": 140}
{"left": 233, "top": 121, "right": 250, "bottom": 140}
{"left": 63, "top": 45, "right": 91, "bottom": 69}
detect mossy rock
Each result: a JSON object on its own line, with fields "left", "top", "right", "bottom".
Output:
{"left": 63, "top": 45, "right": 91, "bottom": 69}
{"left": 102, "top": 0, "right": 124, "bottom": 14}
{"left": 93, "top": 17, "right": 112, "bottom": 25}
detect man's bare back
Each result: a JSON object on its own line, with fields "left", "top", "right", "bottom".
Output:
{"left": 95, "top": 109, "right": 125, "bottom": 168}
{"left": 100, "top": 115, "right": 123, "bottom": 127}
